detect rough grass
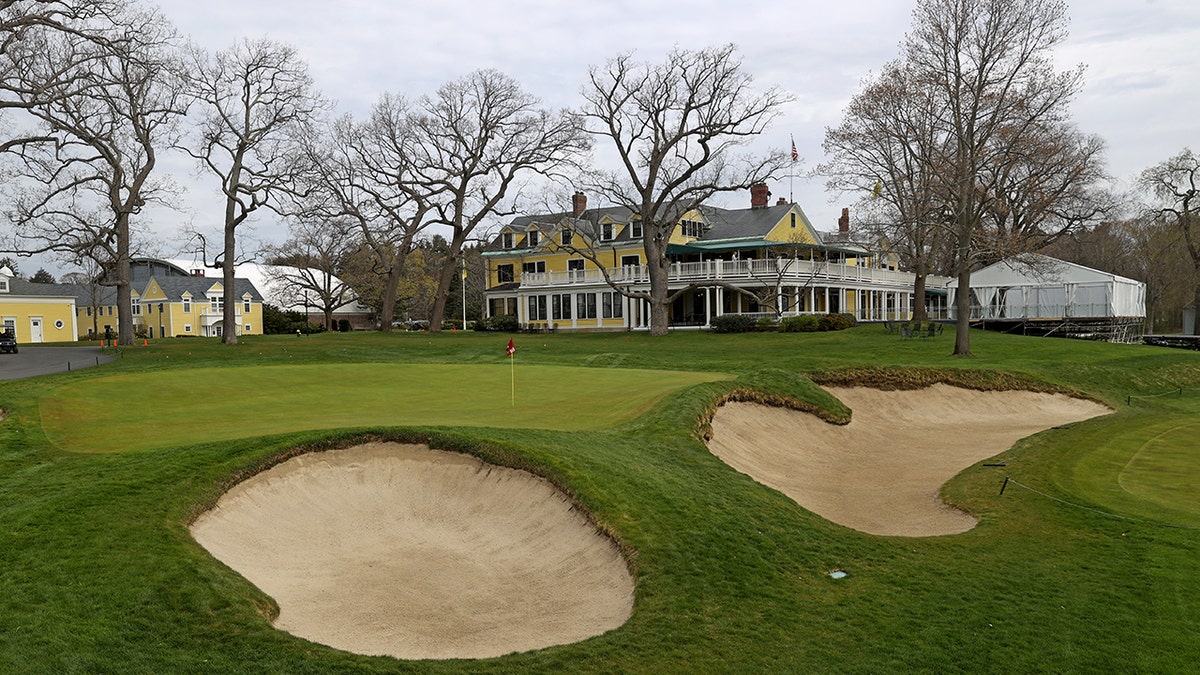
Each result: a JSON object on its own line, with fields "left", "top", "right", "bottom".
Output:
{"left": 0, "top": 328, "right": 1198, "bottom": 672}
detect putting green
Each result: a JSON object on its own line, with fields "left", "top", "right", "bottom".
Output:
{"left": 40, "top": 363, "right": 731, "bottom": 453}
{"left": 1117, "top": 421, "right": 1200, "bottom": 518}
{"left": 1064, "top": 410, "right": 1200, "bottom": 527}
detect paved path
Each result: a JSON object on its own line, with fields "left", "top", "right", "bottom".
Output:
{"left": 0, "top": 345, "right": 117, "bottom": 381}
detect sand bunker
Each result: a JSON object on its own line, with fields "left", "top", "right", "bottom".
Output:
{"left": 190, "top": 443, "right": 633, "bottom": 660}
{"left": 707, "top": 384, "right": 1110, "bottom": 537}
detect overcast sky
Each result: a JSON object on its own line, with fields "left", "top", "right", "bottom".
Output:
{"left": 18, "top": 0, "right": 1200, "bottom": 276}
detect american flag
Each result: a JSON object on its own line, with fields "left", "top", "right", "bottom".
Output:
{"left": 791, "top": 136, "right": 799, "bottom": 162}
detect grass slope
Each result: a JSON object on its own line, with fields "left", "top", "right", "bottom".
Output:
{"left": 0, "top": 328, "right": 1198, "bottom": 673}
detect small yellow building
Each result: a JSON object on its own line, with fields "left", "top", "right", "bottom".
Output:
{"left": 0, "top": 266, "right": 79, "bottom": 344}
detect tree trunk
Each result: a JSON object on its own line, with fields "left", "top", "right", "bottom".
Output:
{"left": 645, "top": 238, "right": 671, "bottom": 336}
{"left": 377, "top": 257, "right": 404, "bottom": 332}
{"left": 952, "top": 261, "right": 972, "bottom": 356}
{"left": 114, "top": 213, "right": 134, "bottom": 346}
{"left": 221, "top": 224, "right": 238, "bottom": 345}
{"left": 911, "top": 258, "right": 929, "bottom": 324}
{"left": 428, "top": 233, "right": 466, "bottom": 333}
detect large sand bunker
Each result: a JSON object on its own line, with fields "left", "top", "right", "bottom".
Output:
{"left": 707, "top": 384, "right": 1110, "bottom": 537}
{"left": 190, "top": 443, "right": 634, "bottom": 660}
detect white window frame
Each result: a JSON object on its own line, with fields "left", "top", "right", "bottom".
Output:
{"left": 600, "top": 222, "right": 614, "bottom": 242}
{"left": 527, "top": 230, "right": 540, "bottom": 247}
{"left": 501, "top": 232, "right": 514, "bottom": 249}
{"left": 630, "top": 221, "right": 642, "bottom": 238}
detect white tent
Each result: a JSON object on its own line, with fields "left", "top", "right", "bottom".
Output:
{"left": 947, "top": 254, "right": 1146, "bottom": 320}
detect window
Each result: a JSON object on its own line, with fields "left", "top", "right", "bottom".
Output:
{"left": 182, "top": 298, "right": 191, "bottom": 313}
{"left": 576, "top": 293, "right": 597, "bottom": 319}
{"left": 620, "top": 255, "right": 641, "bottom": 267}
{"left": 522, "top": 261, "right": 546, "bottom": 275}
{"left": 0, "top": 279, "right": 7, "bottom": 292}
{"left": 86, "top": 307, "right": 92, "bottom": 317}
{"left": 630, "top": 221, "right": 642, "bottom": 238}
{"left": 132, "top": 299, "right": 141, "bottom": 315}
{"left": 790, "top": 213, "right": 797, "bottom": 229}
{"left": 209, "top": 295, "right": 223, "bottom": 312}
{"left": 497, "top": 264, "right": 514, "bottom": 283}
{"left": 681, "top": 219, "right": 705, "bottom": 238}
{"left": 527, "top": 295, "right": 547, "bottom": 321}
{"left": 184, "top": 324, "right": 192, "bottom": 333}
{"left": 501, "top": 232, "right": 514, "bottom": 249}
{"left": 561, "top": 229, "right": 573, "bottom": 247}
{"left": 600, "top": 222, "right": 614, "bottom": 241}
{"left": 107, "top": 306, "right": 113, "bottom": 316}
{"left": 243, "top": 299, "right": 251, "bottom": 313}
{"left": 602, "top": 292, "right": 623, "bottom": 319}
{"left": 157, "top": 303, "right": 164, "bottom": 313}
{"left": 552, "top": 293, "right": 572, "bottom": 320}
{"left": 527, "top": 230, "right": 540, "bottom": 247}
{"left": 245, "top": 324, "right": 252, "bottom": 332}
{"left": 567, "top": 258, "right": 585, "bottom": 273}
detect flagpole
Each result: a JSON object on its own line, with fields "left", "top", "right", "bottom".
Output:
{"left": 789, "top": 134, "right": 797, "bottom": 203}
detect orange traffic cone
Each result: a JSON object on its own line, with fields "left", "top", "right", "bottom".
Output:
{"left": 143, "top": 339, "right": 147, "bottom": 346}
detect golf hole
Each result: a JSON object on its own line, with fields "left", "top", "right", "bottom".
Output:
{"left": 190, "top": 442, "right": 634, "bottom": 660}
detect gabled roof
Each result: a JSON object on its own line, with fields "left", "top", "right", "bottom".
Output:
{"left": 3, "top": 278, "right": 86, "bottom": 299}
{"left": 948, "top": 253, "right": 1144, "bottom": 289}
{"left": 150, "top": 275, "right": 264, "bottom": 302}
{"left": 701, "top": 203, "right": 801, "bottom": 241}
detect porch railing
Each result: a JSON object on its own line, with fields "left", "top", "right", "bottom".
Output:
{"left": 520, "top": 259, "right": 946, "bottom": 289}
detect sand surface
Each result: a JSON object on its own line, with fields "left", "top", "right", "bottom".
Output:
{"left": 190, "top": 443, "right": 634, "bottom": 660}
{"left": 707, "top": 384, "right": 1110, "bottom": 536}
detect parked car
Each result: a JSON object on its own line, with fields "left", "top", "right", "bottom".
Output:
{"left": 0, "top": 329, "right": 17, "bottom": 354}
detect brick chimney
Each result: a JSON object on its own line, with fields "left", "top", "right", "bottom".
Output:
{"left": 776, "top": 197, "right": 788, "bottom": 206}
{"left": 838, "top": 207, "right": 850, "bottom": 236}
{"left": 571, "top": 191, "right": 587, "bottom": 218}
{"left": 750, "top": 183, "right": 770, "bottom": 209}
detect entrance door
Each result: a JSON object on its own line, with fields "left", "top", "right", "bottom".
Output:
{"left": 29, "top": 317, "right": 44, "bottom": 343}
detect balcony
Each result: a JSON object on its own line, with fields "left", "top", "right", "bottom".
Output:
{"left": 517, "top": 259, "right": 950, "bottom": 290}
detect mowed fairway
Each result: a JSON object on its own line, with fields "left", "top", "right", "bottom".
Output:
{"left": 39, "top": 363, "right": 732, "bottom": 453}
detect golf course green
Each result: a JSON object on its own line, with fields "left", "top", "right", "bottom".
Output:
{"left": 0, "top": 328, "right": 1197, "bottom": 672}
{"left": 38, "top": 363, "right": 731, "bottom": 453}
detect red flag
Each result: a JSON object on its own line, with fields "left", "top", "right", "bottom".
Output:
{"left": 506, "top": 339, "right": 515, "bottom": 356}
{"left": 790, "top": 136, "right": 799, "bottom": 162}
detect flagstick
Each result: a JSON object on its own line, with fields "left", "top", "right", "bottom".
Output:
{"left": 510, "top": 351, "right": 515, "bottom": 406}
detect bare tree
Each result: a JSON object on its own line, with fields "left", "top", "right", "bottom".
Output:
{"left": 183, "top": 37, "right": 326, "bottom": 344}
{"left": 882, "top": 0, "right": 1091, "bottom": 355}
{"left": 410, "top": 69, "right": 587, "bottom": 332}
{"left": 821, "top": 61, "right": 948, "bottom": 323}
{"left": 978, "top": 120, "right": 1112, "bottom": 263}
{"left": 300, "top": 96, "right": 436, "bottom": 331}
{"left": 2, "top": 5, "right": 188, "bottom": 345}
{"left": 265, "top": 218, "right": 358, "bottom": 331}
{"left": 580, "top": 44, "right": 791, "bottom": 336}
{"left": 1139, "top": 148, "right": 1200, "bottom": 334}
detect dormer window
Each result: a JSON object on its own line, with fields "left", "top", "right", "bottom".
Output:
{"left": 0, "top": 279, "right": 7, "bottom": 293}
{"left": 600, "top": 222, "right": 614, "bottom": 241}
{"left": 681, "top": 219, "right": 705, "bottom": 238}
{"left": 527, "top": 230, "right": 540, "bottom": 247}
{"left": 630, "top": 221, "right": 643, "bottom": 239}
{"left": 561, "top": 229, "right": 574, "bottom": 247}
{"left": 501, "top": 232, "right": 514, "bottom": 249}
